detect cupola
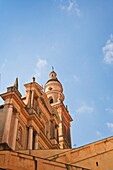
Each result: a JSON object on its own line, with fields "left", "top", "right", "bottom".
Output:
{"left": 44, "top": 68, "right": 64, "bottom": 104}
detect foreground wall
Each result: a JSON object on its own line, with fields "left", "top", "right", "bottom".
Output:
{"left": 1, "top": 136, "right": 113, "bottom": 170}
{"left": 50, "top": 136, "right": 113, "bottom": 170}
{"left": 0, "top": 150, "right": 87, "bottom": 170}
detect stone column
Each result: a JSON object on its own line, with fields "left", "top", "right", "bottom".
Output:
{"left": 34, "top": 133, "right": 39, "bottom": 149}
{"left": 31, "top": 90, "right": 35, "bottom": 108}
{"left": 27, "top": 126, "right": 33, "bottom": 150}
{"left": 2, "top": 105, "right": 13, "bottom": 144}
{"left": 11, "top": 112, "right": 19, "bottom": 150}
{"left": 26, "top": 90, "right": 31, "bottom": 108}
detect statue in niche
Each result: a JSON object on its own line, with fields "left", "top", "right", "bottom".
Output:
{"left": 17, "top": 126, "right": 22, "bottom": 144}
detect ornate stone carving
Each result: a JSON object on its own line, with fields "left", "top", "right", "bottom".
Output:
{"left": 17, "top": 126, "right": 22, "bottom": 144}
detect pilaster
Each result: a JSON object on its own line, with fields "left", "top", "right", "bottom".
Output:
{"left": 11, "top": 112, "right": 19, "bottom": 150}
{"left": 2, "top": 105, "right": 13, "bottom": 144}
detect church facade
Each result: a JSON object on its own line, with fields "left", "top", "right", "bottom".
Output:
{"left": 0, "top": 70, "right": 72, "bottom": 151}
{"left": 0, "top": 70, "right": 113, "bottom": 170}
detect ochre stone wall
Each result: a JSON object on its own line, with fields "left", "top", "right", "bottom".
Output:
{"left": 14, "top": 136, "right": 113, "bottom": 170}
{"left": 0, "top": 151, "right": 35, "bottom": 170}
{"left": 51, "top": 136, "right": 113, "bottom": 170}
{"left": 1, "top": 137, "right": 113, "bottom": 169}
{"left": 18, "top": 149, "right": 70, "bottom": 159}
{"left": 0, "top": 151, "right": 84, "bottom": 170}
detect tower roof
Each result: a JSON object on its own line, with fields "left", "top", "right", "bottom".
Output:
{"left": 45, "top": 69, "right": 61, "bottom": 85}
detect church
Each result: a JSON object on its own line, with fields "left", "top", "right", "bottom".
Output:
{"left": 0, "top": 69, "right": 113, "bottom": 170}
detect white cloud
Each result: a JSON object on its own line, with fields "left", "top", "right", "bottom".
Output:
{"left": 35, "top": 58, "right": 47, "bottom": 77}
{"left": 67, "top": 1, "right": 74, "bottom": 11}
{"left": 37, "top": 58, "right": 47, "bottom": 68}
{"left": 106, "top": 122, "right": 113, "bottom": 132}
{"left": 103, "top": 34, "right": 113, "bottom": 64}
{"left": 76, "top": 103, "right": 94, "bottom": 114}
{"left": 73, "top": 74, "right": 80, "bottom": 82}
{"left": 60, "top": 0, "right": 81, "bottom": 16}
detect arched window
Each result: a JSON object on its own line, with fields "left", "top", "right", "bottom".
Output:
{"left": 48, "top": 87, "right": 52, "bottom": 90}
{"left": 49, "top": 97, "right": 53, "bottom": 104}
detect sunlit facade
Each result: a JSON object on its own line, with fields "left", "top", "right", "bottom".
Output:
{"left": 0, "top": 70, "right": 113, "bottom": 170}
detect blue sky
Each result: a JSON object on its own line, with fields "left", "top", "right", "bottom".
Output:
{"left": 0, "top": 0, "right": 113, "bottom": 147}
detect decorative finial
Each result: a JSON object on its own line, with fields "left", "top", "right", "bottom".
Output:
{"left": 32, "top": 77, "right": 35, "bottom": 82}
{"left": 14, "top": 77, "right": 18, "bottom": 89}
{"left": 52, "top": 66, "right": 54, "bottom": 71}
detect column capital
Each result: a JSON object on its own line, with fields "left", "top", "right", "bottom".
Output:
{"left": 31, "top": 89, "right": 35, "bottom": 94}
{"left": 35, "top": 132, "right": 39, "bottom": 136}
{"left": 15, "top": 112, "right": 20, "bottom": 118}
{"left": 29, "top": 125, "right": 34, "bottom": 129}
{"left": 4, "top": 104, "right": 13, "bottom": 108}
{"left": 8, "top": 104, "right": 13, "bottom": 108}
{"left": 31, "top": 89, "right": 35, "bottom": 91}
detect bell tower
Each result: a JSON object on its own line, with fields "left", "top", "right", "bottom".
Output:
{"left": 44, "top": 68, "right": 73, "bottom": 149}
{"left": 44, "top": 68, "right": 64, "bottom": 104}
